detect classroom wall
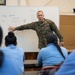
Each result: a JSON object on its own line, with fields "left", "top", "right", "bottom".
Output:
{"left": 60, "top": 15, "right": 75, "bottom": 51}
{"left": 6, "top": 0, "right": 26, "bottom": 6}
{"left": 6, "top": 0, "right": 75, "bottom": 15}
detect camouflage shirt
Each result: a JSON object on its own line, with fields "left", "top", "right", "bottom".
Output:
{"left": 15, "top": 18, "right": 63, "bottom": 49}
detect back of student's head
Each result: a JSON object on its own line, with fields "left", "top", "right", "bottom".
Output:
{"left": 46, "top": 33, "right": 65, "bottom": 59}
{"left": 5, "top": 31, "right": 17, "bottom": 46}
{"left": 0, "top": 26, "right": 4, "bottom": 68}
{"left": 46, "top": 33, "right": 58, "bottom": 44}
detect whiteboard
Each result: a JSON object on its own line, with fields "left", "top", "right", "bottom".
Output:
{"left": 0, "top": 6, "right": 59, "bottom": 52}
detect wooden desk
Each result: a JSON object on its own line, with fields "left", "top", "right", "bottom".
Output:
{"left": 68, "top": 50, "right": 73, "bottom": 54}
{"left": 24, "top": 60, "right": 41, "bottom": 71}
{"left": 24, "top": 60, "right": 38, "bottom": 64}
{"left": 24, "top": 71, "right": 39, "bottom": 75}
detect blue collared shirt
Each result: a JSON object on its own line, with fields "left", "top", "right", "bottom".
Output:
{"left": 37, "top": 43, "right": 68, "bottom": 67}
{"left": 0, "top": 44, "right": 24, "bottom": 75}
{"left": 55, "top": 50, "right": 75, "bottom": 75}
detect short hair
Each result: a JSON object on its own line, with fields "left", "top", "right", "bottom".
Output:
{"left": 37, "top": 10, "right": 44, "bottom": 14}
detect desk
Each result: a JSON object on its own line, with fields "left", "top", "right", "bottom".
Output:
{"left": 24, "top": 60, "right": 41, "bottom": 71}
{"left": 68, "top": 50, "right": 73, "bottom": 53}
{"left": 25, "top": 71, "right": 39, "bottom": 75}
{"left": 24, "top": 60, "right": 38, "bottom": 64}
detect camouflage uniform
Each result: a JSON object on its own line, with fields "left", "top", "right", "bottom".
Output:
{"left": 15, "top": 18, "right": 63, "bottom": 49}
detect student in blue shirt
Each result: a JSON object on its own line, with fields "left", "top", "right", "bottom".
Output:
{"left": 55, "top": 50, "right": 75, "bottom": 75}
{"left": 37, "top": 33, "right": 68, "bottom": 75}
{"left": 0, "top": 31, "right": 24, "bottom": 75}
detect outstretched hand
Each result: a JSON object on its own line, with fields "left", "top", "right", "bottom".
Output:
{"left": 8, "top": 26, "right": 15, "bottom": 31}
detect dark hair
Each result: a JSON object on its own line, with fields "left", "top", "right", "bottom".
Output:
{"left": 0, "top": 26, "right": 4, "bottom": 67}
{"left": 0, "top": 50, "right": 4, "bottom": 67}
{"left": 5, "top": 31, "right": 17, "bottom": 46}
{"left": 46, "top": 33, "right": 65, "bottom": 59}
{"left": 0, "top": 26, "right": 3, "bottom": 46}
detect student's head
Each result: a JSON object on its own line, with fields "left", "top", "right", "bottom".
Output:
{"left": 46, "top": 33, "right": 58, "bottom": 45}
{"left": 37, "top": 10, "right": 44, "bottom": 21}
{"left": 5, "top": 31, "right": 17, "bottom": 46}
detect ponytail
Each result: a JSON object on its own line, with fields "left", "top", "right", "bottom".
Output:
{"left": 54, "top": 42, "right": 65, "bottom": 59}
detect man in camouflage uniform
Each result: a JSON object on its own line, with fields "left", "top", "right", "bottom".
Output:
{"left": 9, "top": 10, "right": 64, "bottom": 49}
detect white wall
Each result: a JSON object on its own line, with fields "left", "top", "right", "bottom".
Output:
{"left": 6, "top": 0, "right": 75, "bottom": 15}
{"left": 6, "top": 0, "right": 18, "bottom": 6}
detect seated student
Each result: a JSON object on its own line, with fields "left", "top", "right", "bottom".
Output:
{"left": 0, "top": 31, "right": 25, "bottom": 75}
{"left": 55, "top": 50, "right": 75, "bottom": 75}
{"left": 37, "top": 33, "right": 68, "bottom": 75}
